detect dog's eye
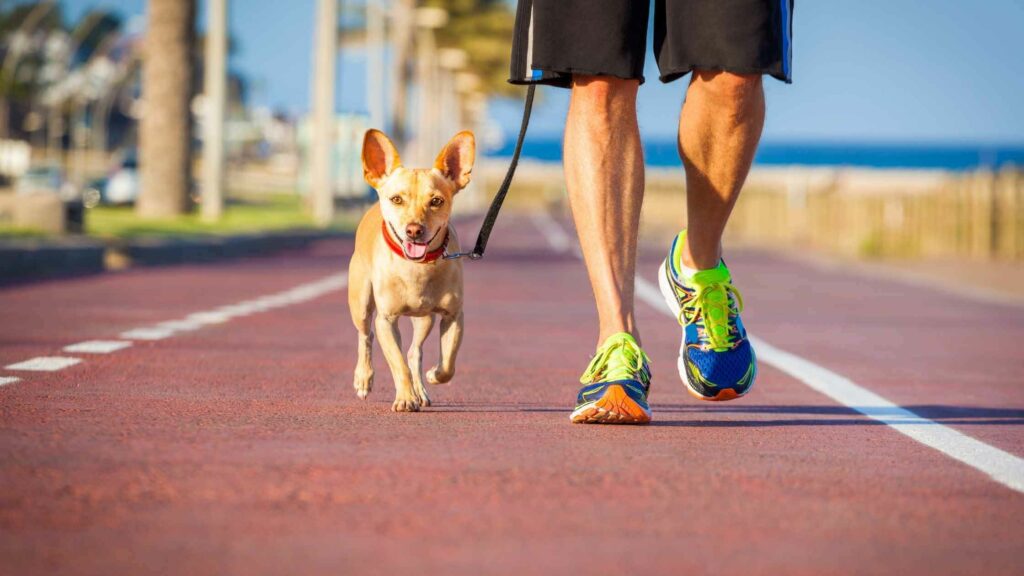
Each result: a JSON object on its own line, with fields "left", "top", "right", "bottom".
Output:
{"left": 430, "top": 197, "right": 444, "bottom": 207}
{"left": 389, "top": 196, "right": 403, "bottom": 205}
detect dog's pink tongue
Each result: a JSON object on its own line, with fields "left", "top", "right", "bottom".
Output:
{"left": 404, "top": 241, "right": 428, "bottom": 259}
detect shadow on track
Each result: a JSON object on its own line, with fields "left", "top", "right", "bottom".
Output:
{"left": 651, "top": 403, "right": 1024, "bottom": 426}
{"left": 431, "top": 403, "right": 1024, "bottom": 426}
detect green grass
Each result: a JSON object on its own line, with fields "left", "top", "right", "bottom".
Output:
{"left": 84, "top": 193, "right": 353, "bottom": 239}
{"left": 0, "top": 193, "right": 360, "bottom": 241}
{"left": 0, "top": 225, "right": 49, "bottom": 239}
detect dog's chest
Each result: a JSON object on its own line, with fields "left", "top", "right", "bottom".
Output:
{"left": 373, "top": 267, "right": 454, "bottom": 316}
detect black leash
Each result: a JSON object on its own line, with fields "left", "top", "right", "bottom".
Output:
{"left": 444, "top": 84, "right": 536, "bottom": 261}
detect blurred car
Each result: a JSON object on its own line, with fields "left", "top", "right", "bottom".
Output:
{"left": 106, "top": 150, "right": 139, "bottom": 205}
{"left": 16, "top": 166, "right": 79, "bottom": 202}
{"left": 15, "top": 165, "right": 84, "bottom": 233}
{"left": 81, "top": 150, "right": 139, "bottom": 208}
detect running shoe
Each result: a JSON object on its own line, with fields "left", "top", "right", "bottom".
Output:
{"left": 658, "top": 230, "right": 756, "bottom": 401}
{"left": 570, "top": 332, "right": 652, "bottom": 424}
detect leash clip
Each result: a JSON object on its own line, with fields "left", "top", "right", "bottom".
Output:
{"left": 442, "top": 250, "right": 482, "bottom": 261}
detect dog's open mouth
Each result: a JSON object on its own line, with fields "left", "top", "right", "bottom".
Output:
{"left": 403, "top": 240, "right": 429, "bottom": 260}
{"left": 388, "top": 222, "right": 444, "bottom": 260}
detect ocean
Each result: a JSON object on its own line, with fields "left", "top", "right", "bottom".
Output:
{"left": 485, "top": 138, "right": 1024, "bottom": 171}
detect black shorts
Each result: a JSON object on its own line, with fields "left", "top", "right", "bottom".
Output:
{"left": 509, "top": 0, "right": 793, "bottom": 88}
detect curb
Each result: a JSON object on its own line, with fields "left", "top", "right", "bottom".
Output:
{"left": 0, "top": 238, "right": 106, "bottom": 284}
{"left": 0, "top": 229, "right": 348, "bottom": 286}
{"left": 109, "top": 229, "right": 346, "bottom": 267}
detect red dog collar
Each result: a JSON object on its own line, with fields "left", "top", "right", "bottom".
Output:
{"left": 381, "top": 221, "right": 450, "bottom": 263}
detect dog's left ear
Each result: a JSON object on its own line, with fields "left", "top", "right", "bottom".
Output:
{"left": 434, "top": 131, "right": 475, "bottom": 191}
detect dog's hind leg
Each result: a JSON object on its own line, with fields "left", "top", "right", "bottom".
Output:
{"left": 348, "top": 261, "right": 375, "bottom": 400}
{"left": 427, "top": 309, "right": 463, "bottom": 385}
{"left": 375, "top": 314, "right": 420, "bottom": 412}
{"left": 408, "top": 314, "right": 435, "bottom": 407}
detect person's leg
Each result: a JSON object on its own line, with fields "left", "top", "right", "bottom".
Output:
{"left": 656, "top": 69, "right": 764, "bottom": 402}
{"left": 565, "top": 74, "right": 653, "bottom": 423}
{"left": 654, "top": 0, "right": 785, "bottom": 402}
{"left": 677, "top": 70, "right": 765, "bottom": 270}
{"left": 564, "top": 75, "right": 645, "bottom": 346}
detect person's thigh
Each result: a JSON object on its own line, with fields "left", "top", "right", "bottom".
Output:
{"left": 509, "top": 0, "right": 650, "bottom": 88}
{"left": 654, "top": 0, "right": 794, "bottom": 84}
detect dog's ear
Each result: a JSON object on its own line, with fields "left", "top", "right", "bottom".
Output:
{"left": 434, "top": 131, "right": 475, "bottom": 191}
{"left": 362, "top": 129, "right": 402, "bottom": 189}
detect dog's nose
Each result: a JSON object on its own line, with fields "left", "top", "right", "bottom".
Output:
{"left": 405, "top": 223, "right": 425, "bottom": 240}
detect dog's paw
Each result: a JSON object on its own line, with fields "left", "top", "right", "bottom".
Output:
{"left": 392, "top": 395, "right": 421, "bottom": 412}
{"left": 414, "top": 386, "right": 431, "bottom": 408}
{"left": 426, "top": 366, "right": 452, "bottom": 385}
{"left": 354, "top": 372, "right": 373, "bottom": 399}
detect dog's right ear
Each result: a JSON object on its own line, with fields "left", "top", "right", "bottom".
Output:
{"left": 362, "top": 129, "right": 402, "bottom": 189}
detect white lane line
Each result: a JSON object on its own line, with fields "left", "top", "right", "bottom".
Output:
{"left": 118, "top": 272, "right": 349, "bottom": 343}
{"left": 120, "top": 327, "right": 176, "bottom": 341}
{"left": 156, "top": 319, "right": 205, "bottom": 332}
{"left": 0, "top": 273, "right": 350, "bottom": 388}
{"left": 530, "top": 210, "right": 1024, "bottom": 495}
{"left": 747, "top": 336, "right": 1024, "bottom": 494}
{"left": 216, "top": 303, "right": 257, "bottom": 317}
{"left": 63, "top": 340, "right": 133, "bottom": 354}
{"left": 186, "top": 311, "right": 231, "bottom": 325}
{"left": 5, "top": 357, "right": 82, "bottom": 371}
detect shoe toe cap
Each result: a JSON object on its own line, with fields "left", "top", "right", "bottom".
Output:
{"left": 686, "top": 339, "right": 756, "bottom": 391}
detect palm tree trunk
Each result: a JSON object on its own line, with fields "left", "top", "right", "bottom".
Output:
{"left": 137, "top": 0, "right": 195, "bottom": 218}
{"left": 389, "top": 0, "right": 415, "bottom": 150}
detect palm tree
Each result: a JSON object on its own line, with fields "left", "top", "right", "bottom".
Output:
{"left": 0, "top": 2, "right": 65, "bottom": 140}
{"left": 136, "top": 0, "right": 195, "bottom": 218}
{"left": 424, "top": 0, "right": 516, "bottom": 96}
{"left": 388, "top": 0, "right": 514, "bottom": 149}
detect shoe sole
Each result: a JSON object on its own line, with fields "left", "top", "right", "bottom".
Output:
{"left": 657, "top": 258, "right": 752, "bottom": 402}
{"left": 570, "top": 384, "right": 652, "bottom": 424}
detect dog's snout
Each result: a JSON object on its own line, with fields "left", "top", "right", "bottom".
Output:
{"left": 405, "top": 223, "right": 425, "bottom": 240}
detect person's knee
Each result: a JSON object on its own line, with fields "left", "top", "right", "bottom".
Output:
{"left": 570, "top": 75, "right": 639, "bottom": 114}
{"left": 691, "top": 70, "right": 762, "bottom": 104}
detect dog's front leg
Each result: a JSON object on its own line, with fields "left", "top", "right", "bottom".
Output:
{"left": 408, "top": 314, "right": 435, "bottom": 407}
{"left": 375, "top": 313, "right": 421, "bottom": 412}
{"left": 427, "top": 309, "right": 463, "bottom": 385}
{"left": 349, "top": 270, "right": 375, "bottom": 400}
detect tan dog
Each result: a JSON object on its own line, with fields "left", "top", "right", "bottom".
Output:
{"left": 348, "top": 129, "right": 473, "bottom": 412}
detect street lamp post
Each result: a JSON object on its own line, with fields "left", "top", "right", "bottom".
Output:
{"left": 437, "top": 47, "right": 467, "bottom": 141}
{"left": 310, "top": 0, "right": 338, "bottom": 227}
{"left": 201, "top": 0, "right": 228, "bottom": 222}
{"left": 413, "top": 6, "right": 447, "bottom": 165}
{"left": 366, "top": 2, "right": 385, "bottom": 131}
{"left": 389, "top": 0, "right": 414, "bottom": 150}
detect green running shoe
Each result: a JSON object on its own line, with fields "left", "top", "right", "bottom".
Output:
{"left": 570, "top": 332, "right": 652, "bottom": 424}
{"left": 658, "top": 230, "right": 756, "bottom": 401}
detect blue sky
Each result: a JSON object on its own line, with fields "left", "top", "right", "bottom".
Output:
{"left": 58, "top": 0, "right": 1024, "bottom": 144}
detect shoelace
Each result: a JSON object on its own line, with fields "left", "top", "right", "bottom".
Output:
{"left": 677, "top": 281, "right": 745, "bottom": 353}
{"left": 579, "top": 338, "right": 650, "bottom": 385}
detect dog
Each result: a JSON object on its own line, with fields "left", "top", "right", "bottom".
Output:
{"left": 348, "top": 129, "right": 474, "bottom": 412}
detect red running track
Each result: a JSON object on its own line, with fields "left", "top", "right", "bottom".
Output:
{"left": 1, "top": 214, "right": 1022, "bottom": 575}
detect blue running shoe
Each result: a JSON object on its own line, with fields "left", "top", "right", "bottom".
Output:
{"left": 657, "top": 230, "right": 756, "bottom": 401}
{"left": 570, "top": 332, "right": 652, "bottom": 424}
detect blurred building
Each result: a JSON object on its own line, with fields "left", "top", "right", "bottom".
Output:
{"left": 298, "top": 112, "right": 371, "bottom": 200}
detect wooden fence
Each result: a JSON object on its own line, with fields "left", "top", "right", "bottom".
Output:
{"left": 724, "top": 168, "right": 1023, "bottom": 261}
{"left": 476, "top": 162, "right": 1024, "bottom": 262}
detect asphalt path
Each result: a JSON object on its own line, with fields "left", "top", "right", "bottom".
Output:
{"left": 1, "top": 213, "right": 1022, "bottom": 575}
